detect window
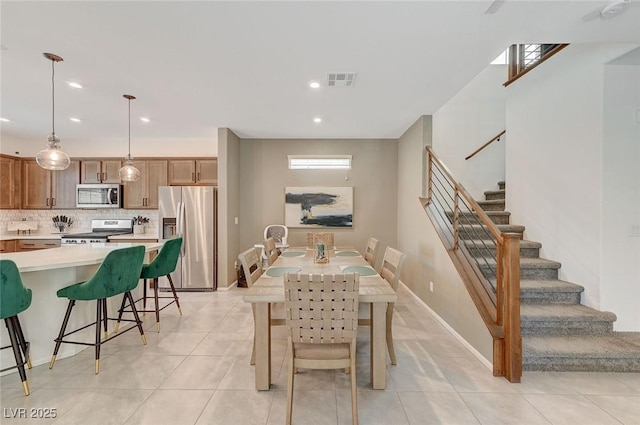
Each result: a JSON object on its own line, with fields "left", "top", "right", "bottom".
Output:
{"left": 287, "top": 155, "right": 352, "bottom": 170}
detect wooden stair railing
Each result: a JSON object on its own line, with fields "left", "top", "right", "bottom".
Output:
{"left": 465, "top": 130, "right": 506, "bottom": 161}
{"left": 419, "top": 146, "right": 522, "bottom": 382}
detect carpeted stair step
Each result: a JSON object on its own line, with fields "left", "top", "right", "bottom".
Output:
{"left": 520, "top": 279, "right": 584, "bottom": 304}
{"left": 464, "top": 239, "right": 541, "bottom": 258}
{"left": 521, "top": 304, "right": 616, "bottom": 335}
{"left": 449, "top": 211, "right": 511, "bottom": 225}
{"left": 477, "top": 257, "right": 561, "bottom": 280}
{"left": 477, "top": 199, "right": 505, "bottom": 211}
{"left": 458, "top": 224, "right": 525, "bottom": 240}
{"left": 484, "top": 189, "right": 505, "bottom": 201}
{"left": 523, "top": 333, "right": 640, "bottom": 372}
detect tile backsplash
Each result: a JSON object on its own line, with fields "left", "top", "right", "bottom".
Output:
{"left": 0, "top": 209, "right": 159, "bottom": 233}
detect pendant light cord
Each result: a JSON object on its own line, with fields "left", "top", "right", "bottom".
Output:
{"left": 51, "top": 58, "right": 55, "bottom": 136}
{"left": 128, "top": 97, "right": 131, "bottom": 156}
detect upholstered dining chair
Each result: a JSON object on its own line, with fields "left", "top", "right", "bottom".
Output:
{"left": 306, "top": 232, "right": 334, "bottom": 249}
{"left": 364, "top": 237, "right": 379, "bottom": 267}
{"left": 264, "top": 237, "right": 279, "bottom": 266}
{"left": 50, "top": 246, "right": 146, "bottom": 374}
{"left": 0, "top": 260, "right": 33, "bottom": 395}
{"left": 116, "top": 237, "right": 183, "bottom": 333}
{"left": 284, "top": 272, "right": 359, "bottom": 425}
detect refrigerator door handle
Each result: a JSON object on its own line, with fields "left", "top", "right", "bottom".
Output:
{"left": 179, "top": 201, "right": 186, "bottom": 256}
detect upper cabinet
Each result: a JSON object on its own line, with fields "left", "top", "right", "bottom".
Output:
{"left": 22, "top": 160, "right": 80, "bottom": 209}
{"left": 81, "top": 159, "right": 122, "bottom": 183}
{"left": 168, "top": 159, "right": 217, "bottom": 185}
{"left": 124, "top": 160, "right": 168, "bottom": 209}
{"left": 0, "top": 154, "right": 22, "bottom": 209}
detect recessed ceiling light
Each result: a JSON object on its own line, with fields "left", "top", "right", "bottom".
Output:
{"left": 67, "top": 82, "right": 82, "bottom": 89}
{"left": 69, "top": 117, "right": 81, "bottom": 122}
{"left": 0, "top": 117, "right": 10, "bottom": 122}
{"left": 313, "top": 117, "right": 322, "bottom": 123}
{"left": 140, "top": 117, "right": 150, "bottom": 123}
{"left": 309, "top": 81, "right": 320, "bottom": 89}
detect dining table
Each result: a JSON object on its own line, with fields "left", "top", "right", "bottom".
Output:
{"left": 242, "top": 246, "right": 397, "bottom": 390}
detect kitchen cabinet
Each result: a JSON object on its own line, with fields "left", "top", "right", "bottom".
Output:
{"left": 0, "top": 154, "right": 22, "bottom": 209}
{"left": 22, "top": 160, "right": 80, "bottom": 209}
{"left": 124, "top": 160, "right": 167, "bottom": 209}
{"left": 168, "top": 159, "right": 217, "bottom": 185}
{"left": 80, "top": 159, "right": 122, "bottom": 183}
{"left": 17, "top": 239, "right": 60, "bottom": 251}
{"left": 0, "top": 240, "right": 16, "bottom": 253}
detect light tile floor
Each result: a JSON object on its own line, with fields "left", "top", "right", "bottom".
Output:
{"left": 1, "top": 285, "right": 639, "bottom": 425}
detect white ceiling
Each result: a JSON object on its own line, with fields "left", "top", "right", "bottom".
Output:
{"left": 1, "top": 1, "right": 639, "bottom": 149}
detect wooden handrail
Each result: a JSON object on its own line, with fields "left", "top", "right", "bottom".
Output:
{"left": 465, "top": 130, "right": 506, "bottom": 161}
{"left": 420, "top": 146, "right": 522, "bottom": 383}
{"left": 504, "top": 44, "right": 569, "bottom": 87}
{"left": 427, "top": 147, "right": 503, "bottom": 242}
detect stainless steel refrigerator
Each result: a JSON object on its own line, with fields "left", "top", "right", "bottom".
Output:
{"left": 158, "top": 186, "right": 217, "bottom": 290}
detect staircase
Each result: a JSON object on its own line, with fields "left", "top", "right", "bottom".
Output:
{"left": 469, "top": 181, "right": 640, "bottom": 372}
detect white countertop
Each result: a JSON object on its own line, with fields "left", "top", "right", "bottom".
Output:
{"left": 0, "top": 229, "right": 158, "bottom": 241}
{"left": 0, "top": 242, "right": 163, "bottom": 273}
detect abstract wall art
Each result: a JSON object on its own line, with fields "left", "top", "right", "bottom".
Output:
{"left": 285, "top": 187, "right": 353, "bottom": 228}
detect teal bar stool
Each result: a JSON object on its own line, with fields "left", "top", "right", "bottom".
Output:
{"left": 117, "top": 237, "right": 182, "bottom": 333}
{"left": 0, "top": 260, "right": 32, "bottom": 396}
{"left": 49, "top": 246, "right": 146, "bottom": 374}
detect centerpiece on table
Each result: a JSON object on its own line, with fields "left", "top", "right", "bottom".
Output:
{"left": 133, "top": 216, "right": 149, "bottom": 234}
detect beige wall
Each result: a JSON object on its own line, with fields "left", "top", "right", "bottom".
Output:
{"left": 397, "top": 115, "right": 493, "bottom": 362}
{"left": 237, "top": 138, "right": 398, "bottom": 270}
{"left": 217, "top": 128, "right": 241, "bottom": 288}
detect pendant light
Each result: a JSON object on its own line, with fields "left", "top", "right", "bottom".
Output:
{"left": 36, "top": 53, "right": 71, "bottom": 171}
{"left": 118, "top": 94, "right": 141, "bottom": 182}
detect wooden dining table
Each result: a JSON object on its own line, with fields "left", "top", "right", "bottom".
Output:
{"left": 242, "top": 247, "right": 397, "bottom": 390}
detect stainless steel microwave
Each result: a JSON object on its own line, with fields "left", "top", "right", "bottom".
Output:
{"left": 76, "top": 184, "right": 123, "bottom": 208}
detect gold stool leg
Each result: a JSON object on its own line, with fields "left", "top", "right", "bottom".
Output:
{"left": 22, "top": 380, "right": 30, "bottom": 396}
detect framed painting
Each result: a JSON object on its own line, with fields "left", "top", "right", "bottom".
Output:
{"left": 285, "top": 187, "right": 353, "bottom": 228}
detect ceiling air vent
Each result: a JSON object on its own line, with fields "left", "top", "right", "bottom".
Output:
{"left": 327, "top": 72, "right": 356, "bottom": 87}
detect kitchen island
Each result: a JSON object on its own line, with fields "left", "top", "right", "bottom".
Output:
{"left": 0, "top": 242, "right": 162, "bottom": 374}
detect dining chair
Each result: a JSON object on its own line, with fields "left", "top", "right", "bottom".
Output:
{"left": 306, "top": 232, "right": 334, "bottom": 249}
{"left": 379, "top": 247, "right": 406, "bottom": 365}
{"left": 116, "top": 237, "right": 183, "bottom": 333}
{"left": 364, "top": 237, "right": 379, "bottom": 267}
{"left": 239, "top": 246, "right": 285, "bottom": 365}
{"left": 264, "top": 237, "right": 279, "bottom": 266}
{"left": 0, "top": 260, "right": 33, "bottom": 395}
{"left": 49, "top": 246, "right": 146, "bottom": 374}
{"left": 284, "top": 272, "right": 359, "bottom": 425}
{"left": 264, "top": 224, "right": 288, "bottom": 247}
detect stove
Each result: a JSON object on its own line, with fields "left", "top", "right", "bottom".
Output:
{"left": 61, "top": 219, "right": 133, "bottom": 245}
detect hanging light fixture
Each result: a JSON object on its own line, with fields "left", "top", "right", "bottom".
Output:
{"left": 36, "top": 53, "right": 71, "bottom": 171}
{"left": 118, "top": 94, "right": 141, "bottom": 182}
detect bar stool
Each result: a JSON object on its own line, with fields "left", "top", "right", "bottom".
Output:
{"left": 117, "top": 237, "right": 183, "bottom": 333}
{"left": 0, "top": 260, "right": 32, "bottom": 396}
{"left": 49, "top": 246, "right": 146, "bottom": 374}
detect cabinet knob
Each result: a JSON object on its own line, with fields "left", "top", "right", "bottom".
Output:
{"left": 102, "top": 172, "right": 107, "bottom": 181}
{"left": 197, "top": 172, "right": 201, "bottom": 182}
{"left": 97, "top": 172, "right": 101, "bottom": 182}
{"left": 192, "top": 172, "right": 196, "bottom": 182}
{"left": 46, "top": 197, "right": 50, "bottom": 207}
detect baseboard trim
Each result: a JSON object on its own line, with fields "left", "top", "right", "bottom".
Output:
{"left": 218, "top": 281, "right": 238, "bottom": 291}
{"left": 399, "top": 281, "right": 493, "bottom": 371}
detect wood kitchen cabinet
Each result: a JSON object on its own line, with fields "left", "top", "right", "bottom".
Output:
{"left": 124, "top": 160, "right": 167, "bottom": 209}
{"left": 22, "top": 160, "right": 80, "bottom": 209}
{"left": 0, "top": 154, "right": 22, "bottom": 209}
{"left": 17, "top": 239, "right": 60, "bottom": 251}
{"left": 80, "top": 159, "right": 122, "bottom": 183}
{"left": 168, "top": 159, "right": 217, "bottom": 185}
{"left": 0, "top": 240, "right": 16, "bottom": 253}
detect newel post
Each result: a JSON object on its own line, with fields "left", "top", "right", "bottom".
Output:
{"left": 502, "top": 233, "right": 522, "bottom": 383}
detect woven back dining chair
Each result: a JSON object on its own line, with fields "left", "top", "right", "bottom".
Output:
{"left": 284, "top": 272, "right": 360, "bottom": 425}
